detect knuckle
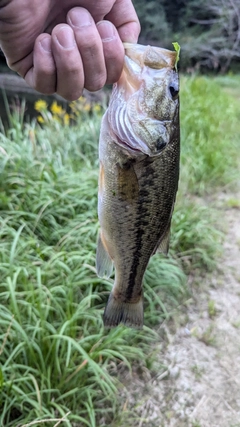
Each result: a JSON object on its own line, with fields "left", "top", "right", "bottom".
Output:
{"left": 58, "top": 59, "right": 82, "bottom": 77}
{"left": 79, "top": 36, "right": 99, "bottom": 52}
{"left": 64, "top": 63, "right": 79, "bottom": 74}
{"left": 39, "top": 67, "right": 55, "bottom": 78}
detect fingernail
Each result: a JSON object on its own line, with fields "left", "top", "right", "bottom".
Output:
{"left": 40, "top": 36, "right": 51, "bottom": 53}
{"left": 55, "top": 26, "right": 76, "bottom": 49}
{"left": 97, "top": 21, "right": 116, "bottom": 42}
{"left": 68, "top": 8, "right": 92, "bottom": 28}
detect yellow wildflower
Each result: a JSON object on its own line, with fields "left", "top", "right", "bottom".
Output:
{"left": 50, "top": 101, "right": 64, "bottom": 116}
{"left": 69, "top": 101, "right": 80, "bottom": 117}
{"left": 37, "top": 115, "right": 45, "bottom": 123}
{"left": 35, "top": 99, "right": 48, "bottom": 112}
{"left": 83, "top": 103, "right": 91, "bottom": 112}
{"left": 69, "top": 101, "right": 76, "bottom": 111}
{"left": 63, "top": 113, "right": 70, "bottom": 126}
{"left": 93, "top": 104, "right": 101, "bottom": 113}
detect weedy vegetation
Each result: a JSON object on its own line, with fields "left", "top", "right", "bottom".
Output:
{"left": 180, "top": 76, "right": 240, "bottom": 194}
{"left": 0, "top": 75, "right": 240, "bottom": 426}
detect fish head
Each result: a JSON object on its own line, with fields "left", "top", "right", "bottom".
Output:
{"left": 108, "top": 43, "right": 179, "bottom": 157}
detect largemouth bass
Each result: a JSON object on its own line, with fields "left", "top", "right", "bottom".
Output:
{"left": 96, "top": 43, "right": 180, "bottom": 328}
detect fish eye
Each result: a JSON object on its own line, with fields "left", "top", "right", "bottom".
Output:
{"left": 169, "top": 85, "right": 179, "bottom": 100}
{"left": 156, "top": 137, "right": 167, "bottom": 152}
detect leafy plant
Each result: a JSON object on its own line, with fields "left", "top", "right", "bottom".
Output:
{"left": 180, "top": 75, "right": 240, "bottom": 193}
{"left": 0, "top": 74, "right": 239, "bottom": 425}
{"left": 0, "top": 97, "right": 184, "bottom": 426}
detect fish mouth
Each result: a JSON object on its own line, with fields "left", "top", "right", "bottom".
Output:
{"left": 116, "top": 43, "right": 177, "bottom": 98}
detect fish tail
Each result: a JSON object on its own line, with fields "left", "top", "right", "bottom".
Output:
{"left": 103, "top": 292, "right": 143, "bottom": 329}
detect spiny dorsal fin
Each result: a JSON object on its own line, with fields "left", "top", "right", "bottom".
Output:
{"left": 96, "top": 233, "right": 113, "bottom": 278}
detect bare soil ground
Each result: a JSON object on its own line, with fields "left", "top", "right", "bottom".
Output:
{"left": 123, "top": 192, "right": 240, "bottom": 427}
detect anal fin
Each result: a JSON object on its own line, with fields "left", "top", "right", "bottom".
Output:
{"left": 96, "top": 233, "right": 113, "bottom": 278}
{"left": 157, "top": 226, "right": 170, "bottom": 255}
{"left": 154, "top": 201, "right": 175, "bottom": 256}
{"left": 152, "top": 222, "right": 171, "bottom": 256}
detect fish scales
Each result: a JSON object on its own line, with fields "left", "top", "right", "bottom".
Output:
{"left": 96, "top": 43, "right": 180, "bottom": 329}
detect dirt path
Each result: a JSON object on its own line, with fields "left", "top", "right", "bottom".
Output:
{"left": 155, "top": 193, "right": 240, "bottom": 427}
{"left": 124, "top": 192, "right": 240, "bottom": 427}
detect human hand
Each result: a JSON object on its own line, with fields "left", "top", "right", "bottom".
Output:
{"left": 0, "top": 0, "right": 140, "bottom": 100}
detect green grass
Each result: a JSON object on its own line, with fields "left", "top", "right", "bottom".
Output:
{"left": 172, "top": 199, "right": 222, "bottom": 271}
{"left": 0, "top": 75, "right": 239, "bottom": 426}
{"left": 180, "top": 75, "right": 240, "bottom": 194}
{"left": 0, "top": 103, "right": 184, "bottom": 426}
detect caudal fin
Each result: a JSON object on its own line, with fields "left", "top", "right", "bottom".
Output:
{"left": 103, "top": 292, "right": 143, "bottom": 329}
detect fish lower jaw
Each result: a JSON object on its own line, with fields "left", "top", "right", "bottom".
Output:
{"left": 115, "top": 136, "right": 146, "bottom": 157}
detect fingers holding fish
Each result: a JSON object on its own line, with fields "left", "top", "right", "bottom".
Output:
{"left": 51, "top": 24, "right": 84, "bottom": 101}
{"left": 25, "top": 27, "right": 85, "bottom": 99}
{"left": 105, "top": 0, "right": 141, "bottom": 43}
{"left": 25, "top": 34, "right": 57, "bottom": 96}
{"left": 97, "top": 21, "right": 125, "bottom": 85}
{"left": 67, "top": 7, "right": 106, "bottom": 92}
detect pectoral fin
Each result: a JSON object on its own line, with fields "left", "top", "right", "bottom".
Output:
{"left": 96, "top": 233, "right": 113, "bottom": 278}
{"left": 117, "top": 162, "right": 139, "bottom": 202}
